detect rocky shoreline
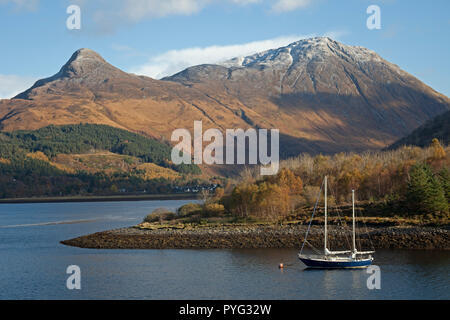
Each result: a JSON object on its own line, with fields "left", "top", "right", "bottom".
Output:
{"left": 61, "top": 224, "right": 450, "bottom": 250}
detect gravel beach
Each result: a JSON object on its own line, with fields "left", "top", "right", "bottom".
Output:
{"left": 61, "top": 224, "right": 450, "bottom": 250}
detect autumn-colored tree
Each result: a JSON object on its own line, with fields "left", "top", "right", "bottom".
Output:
{"left": 230, "top": 183, "right": 259, "bottom": 218}
{"left": 229, "top": 180, "right": 292, "bottom": 221}
{"left": 213, "top": 187, "right": 225, "bottom": 200}
{"left": 110, "top": 184, "right": 118, "bottom": 193}
{"left": 265, "top": 168, "right": 303, "bottom": 195}
{"left": 257, "top": 182, "right": 290, "bottom": 221}
{"left": 276, "top": 168, "right": 303, "bottom": 195}
{"left": 430, "top": 138, "right": 446, "bottom": 161}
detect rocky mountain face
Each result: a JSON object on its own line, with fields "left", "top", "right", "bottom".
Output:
{"left": 1, "top": 38, "right": 449, "bottom": 157}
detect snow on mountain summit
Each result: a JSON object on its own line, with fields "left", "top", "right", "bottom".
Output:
{"left": 221, "top": 37, "right": 383, "bottom": 69}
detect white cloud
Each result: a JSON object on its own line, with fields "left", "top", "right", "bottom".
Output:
{"left": 73, "top": 0, "right": 211, "bottom": 30}
{"left": 231, "top": 0, "right": 261, "bottom": 5}
{"left": 119, "top": 0, "right": 210, "bottom": 21}
{"left": 0, "top": 75, "right": 38, "bottom": 99}
{"left": 1, "top": 0, "right": 314, "bottom": 17}
{"left": 0, "top": 0, "right": 38, "bottom": 11}
{"left": 129, "top": 32, "right": 345, "bottom": 79}
{"left": 130, "top": 35, "right": 308, "bottom": 79}
{"left": 69, "top": 0, "right": 213, "bottom": 33}
{"left": 271, "top": 0, "right": 311, "bottom": 13}
{"left": 72, "top": 0, "right": 313, "bottom": 32}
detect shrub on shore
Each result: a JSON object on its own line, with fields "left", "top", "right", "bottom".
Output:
{"left": 142, "top": 202, "right": 227, "bottom": 225}
{"left": 143, "top": 208, "right": 176, "bottom": 223}
{"left": 202, "top": 203, "right": 225, "bottom": 217}
{"left": 177, "top": 203, "right": 203, "bottom": 217}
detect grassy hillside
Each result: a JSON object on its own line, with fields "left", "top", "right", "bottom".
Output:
{"left": 0, "top": 124, "right": 205, "bottom": 199}
{"left": 28, "top": 151, "right": 181, "bottom": 179}
{"left": 0, "top": 124, "right": 200, "bottom": 174}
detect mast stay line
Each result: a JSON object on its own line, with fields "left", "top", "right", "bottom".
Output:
{"left": 299, "top": 178, "right": 325, "bottom": 255}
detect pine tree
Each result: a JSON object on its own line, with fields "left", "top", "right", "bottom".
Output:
{"left": 426, "top": 168, "right": 448, "bottom": 217}
{"left": 438, "top": 168, "right": 450, "bottom": 202}
{"left": 406, "top": 164, "right": 430, "bottom": 214}
{"left": 406, "top": 164, "right": 448, "bottom": 217}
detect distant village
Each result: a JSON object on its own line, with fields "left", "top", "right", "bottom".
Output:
{"left": 173, "top": 184, "right": 220, "bottom": 194}
{"left": 115, "top": 184, "right": 220, "bottom": 195}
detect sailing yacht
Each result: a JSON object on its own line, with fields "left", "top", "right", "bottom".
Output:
{"left": 298, "top": 176, "right": 374, "bottom": 269}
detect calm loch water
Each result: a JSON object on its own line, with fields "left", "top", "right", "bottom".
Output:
{"left": 0, "top": 200, "right": 448, "bottom": 300}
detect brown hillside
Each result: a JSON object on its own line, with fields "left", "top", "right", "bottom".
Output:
{"left": 1, "top": 38, "right": 449, "bottom": 157}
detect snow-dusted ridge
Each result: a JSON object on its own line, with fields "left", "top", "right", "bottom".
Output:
{"left": 220, "top": 37, "right": 383, "bottom": 69}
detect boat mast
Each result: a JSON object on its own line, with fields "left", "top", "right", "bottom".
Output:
{"left": 352, "top": 189, "right": 356, "bottom": 253}
{"left": 324, "top": 176, "right": 327, "bottom": 254}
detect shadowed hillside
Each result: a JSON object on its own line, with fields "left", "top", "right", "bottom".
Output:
{"left": 389, "top": 110, "right": 450, "bottom": 149}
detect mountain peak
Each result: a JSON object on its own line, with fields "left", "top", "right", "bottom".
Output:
{"left": 14, "top": 48, "right": 131, "bottom": 99}
{"left": 291, "top": 36, "right": 333, "bottom": 44}
{"left": 73, "top": 48, "right": 104, "bottom": 58}
{"left": 59, "top": 48, "right": 109, "bottom": 78}
{"left": 68, "top": 48, "right": 106, "bottom": 65}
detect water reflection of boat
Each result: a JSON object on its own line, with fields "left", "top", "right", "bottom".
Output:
{"left": 298, "top": 176, "right": 375, "bottom": 269}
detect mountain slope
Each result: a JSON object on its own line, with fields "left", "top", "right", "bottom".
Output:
{"left": 1, "top": 38, "right": 449, "bottom": 157}
{"left": 0, "top": 48, "right": 253, "bottom": 142}
{"left": 389, "top": 110, "right": 450, "bottom": 149}
{"left": 165, "top": 37, "right": 450, "bottom": 155}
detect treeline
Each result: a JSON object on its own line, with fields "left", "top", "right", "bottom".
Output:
{"left": 202, "top": 139, "right": 450, "bottom": 222}
{"left": 0, "top": 167, "right": 175, "bottom": 198}
{"left": 0, "top": 155, "right": 214, "bottom": 198}
{"left": 0, "top": 155, "right": 184, "bottom": 198}
{"left": 0, "top": 124, "right": 200, "bottom": 175}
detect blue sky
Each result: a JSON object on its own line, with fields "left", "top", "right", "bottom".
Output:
{"left": 0, "top": 0, "right": 449, "bottom": 98}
